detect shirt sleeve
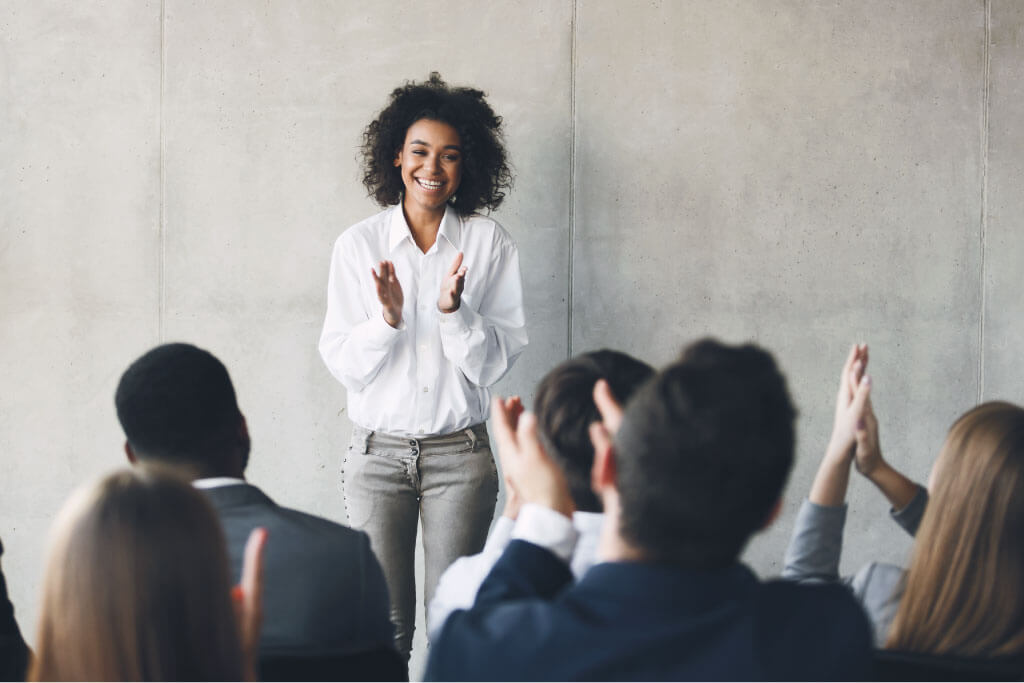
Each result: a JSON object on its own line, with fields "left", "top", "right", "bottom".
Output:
{"left": 511, "top": 504, "right": 579, "bottom": 564}
{"left": 426, "top": 517, "right": 516, "bottom": 641}
{"left": 890, "top": 484, "right": 928, "bottom": 537}
{"left": 438, "top": 237, "right": 528, "bottom": 387}
{"left": 318, "top": 236, "right": 404, "bottom": 392}
{"left": 782, "top": 499, "right": 848, "bottom": 583}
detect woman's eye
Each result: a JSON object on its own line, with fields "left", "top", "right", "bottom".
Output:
{"left": 444, "top": 155, "right": 460, "bottom": 162}
{"left": 412, "top": 149, "right": 426, "bottom": 155}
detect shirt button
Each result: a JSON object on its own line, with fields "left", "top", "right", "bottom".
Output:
{"left": 422, "top": 386, "right": 429, "bottom": 393}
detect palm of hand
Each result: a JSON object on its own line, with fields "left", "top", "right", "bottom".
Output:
{"left": 372, "top": 261, "right": 404, "bottom": 327}
{"left": 438, "top": 252, "right": 467, "bottom": 313}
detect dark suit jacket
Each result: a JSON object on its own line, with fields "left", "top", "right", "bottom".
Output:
{"left": 202, "top": 484, "right": 394, "bottom": 659}
{"left": 426, "top": 540, "right": 873, "bottom": 681}
{"left": 0, "top": 539, "right": 29, "bottom": 682}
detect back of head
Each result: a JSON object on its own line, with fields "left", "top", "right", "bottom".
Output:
{"left": 533, "top": 350, "right": 654, "bottom": 512}
{"left": 613, "top": 338, "right": 796, "bottom": 568}
{"left": 31, "top": 466, "right": 244, "bottom": 681}
{"left": 115, "top": 343, "right": 245, "bottom": 478}
{"left": 888, "top": 401, "right": 1024, "bottom": 656}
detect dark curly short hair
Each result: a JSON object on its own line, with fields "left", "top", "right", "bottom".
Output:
{"left": 361, "top": 72, "right": 513, "bottom": 215}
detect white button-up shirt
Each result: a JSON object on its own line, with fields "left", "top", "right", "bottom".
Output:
{"left": 319, "top": 205, "right": 528, "bottom": 436}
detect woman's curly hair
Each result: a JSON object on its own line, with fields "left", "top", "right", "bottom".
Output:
{"left": 361, "top": 72, "right": 513, "bottom": 215}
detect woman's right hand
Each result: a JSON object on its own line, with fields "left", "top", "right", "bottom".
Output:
{"left": 371, "top": 261, "right": 404, "bottom": 328}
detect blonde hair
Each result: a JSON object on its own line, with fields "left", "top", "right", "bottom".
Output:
{"left": 30, "top": 467, "right": 244, "bottom": 681}
{"left": 887, "top": 401, "right": 1024, "bottom": 656}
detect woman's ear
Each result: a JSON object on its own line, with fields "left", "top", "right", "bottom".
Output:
{"left": 393, "top": 147, "right": 403, "bottom": 167}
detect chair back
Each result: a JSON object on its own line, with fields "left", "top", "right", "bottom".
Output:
{"left": 873, "top": 648, "right": 1024, "bottom": 681}
{"left": 259, "top": 647, "right": 408, "bottom": 682}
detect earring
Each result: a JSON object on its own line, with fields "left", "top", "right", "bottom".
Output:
{"left": 448, "top": 194, "right": 457, "bottom": 205}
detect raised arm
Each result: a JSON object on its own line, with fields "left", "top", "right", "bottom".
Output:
{"left": 784, "top": 344, "right": 872, "bottom": 581}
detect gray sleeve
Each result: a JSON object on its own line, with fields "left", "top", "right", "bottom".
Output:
{"left": 890, "top": 484, "right": 928, "bottom": 537}
{"left": 782, "top": 499, "right": 849, "bottom": 584}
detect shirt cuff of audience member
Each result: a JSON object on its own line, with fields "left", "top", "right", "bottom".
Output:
{"left": 511, "top": 504, "right": 579, "bottom": 565}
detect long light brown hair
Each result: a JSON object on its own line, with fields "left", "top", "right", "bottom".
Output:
{"left": 886, "top": 401, "right": 1024, "bottom": 656}
{"left": 30, "top": 467, "right": 245, "bottom": 681}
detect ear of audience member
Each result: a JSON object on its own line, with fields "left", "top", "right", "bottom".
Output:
{"left": 784, "top": 344, "right": 1024, "bottom": 659}
{"left": 425, "top": 338, "right": 873, "bottom": 682}
{"left": 114, "top": 344, "right": 400, "bottom": 672}
{"left": 29, "top": 467, "right": 259, "bottom": 681}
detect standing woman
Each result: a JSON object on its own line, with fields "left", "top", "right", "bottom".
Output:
{"left": 319, "top": 73, "right": 527, "bottom": 658}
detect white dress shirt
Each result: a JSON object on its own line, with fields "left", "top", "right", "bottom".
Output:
{"left": 319, "top": 205, "right": 528, "bottom": 437}
{"left": 426, "top": 505, "right": 605, "bottom": 639}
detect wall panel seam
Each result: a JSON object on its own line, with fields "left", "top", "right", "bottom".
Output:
{"left": 979, "top": 0, "right": 990, "bottom": 402}
{"left": 567, "top": 0, "right": 578, "bottom": 358}
{"left": 158, "top": 0, "right": 166, "bottom": 342}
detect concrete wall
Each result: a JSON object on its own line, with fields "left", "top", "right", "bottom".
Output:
{"left": 2, "top": 0, "right": 1021, "bottom": 677}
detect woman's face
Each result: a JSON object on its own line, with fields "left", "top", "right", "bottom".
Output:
{"left": 394, "top": 118, "right": 463, "bottom": 215}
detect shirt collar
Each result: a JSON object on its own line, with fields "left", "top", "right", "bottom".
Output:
{"left": 192, "top": 476, "right": 247, "bottom": 490}
{"left": 388, "top": 204, "right": 462, "bottom": 254}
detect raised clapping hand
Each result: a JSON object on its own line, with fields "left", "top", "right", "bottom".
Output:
{"left": 498, "top": 396, "right": 525, "bottom": 520}
{"left": 438, "top": 252, "right": 467, "bottom": 314}
{"left": 232, "top": 527, "right": 268, "bottom": 682}
{"left": 491, "top": 395, "right": 575, "bottom": 519}
{"left": 372, "top": 260, "right": 404, "bottom": 328}
{"left": 825, "top": 343, "right": 873, "bottom": 467}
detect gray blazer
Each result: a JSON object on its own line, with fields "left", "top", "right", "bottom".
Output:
{"left": 202, "top": 483, "right": 394, "bottom": 657}
{"left": 782, "top": 485, "right": 928, "bottom": 647}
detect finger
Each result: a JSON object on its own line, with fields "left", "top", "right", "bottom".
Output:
{"left": 849, "top": 374, "right": 872, "bottom": 421}
{"left": 448, "top": 252, "right": 464, "bottom": 276}
{"left": 839, "top": 344, "right": 858, "bottom": 398}
{"left": 593, "top": 379, "right": 624, "bottom": 434}
{"left": 490, "top": 396, "right": 519, "bottom": 457}
{"left": 516, "top": 412, "right": 550, "bottom": 466}
{"left": 238, "top": 527, "right": 268, "bottom": 651}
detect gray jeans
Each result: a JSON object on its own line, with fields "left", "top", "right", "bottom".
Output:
{"left": 343, "top": 423, "right": 498, "bottom": 659}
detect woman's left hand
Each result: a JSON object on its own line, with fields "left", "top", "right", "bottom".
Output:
{"left": 438, "top": 252, "right": 467, "bottom": 313}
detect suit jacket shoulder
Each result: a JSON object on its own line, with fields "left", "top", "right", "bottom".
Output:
{"left": 202, "top": 484, "right": 394, "bottom": 657}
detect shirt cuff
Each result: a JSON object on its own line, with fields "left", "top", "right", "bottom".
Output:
{"left": 368, "top": 310, "right": 406, "bottom": 340}
{"left": 482, "top": 516, "right": 516, "bottom": 555}
{"left": 890, "top": 483, "right": 928, "bottom": 536}
{"left": 438, "top": 301, "right": 481, "bottom": 336}
{"left": 511, "top": 504, "right": 579, "bottom": 564}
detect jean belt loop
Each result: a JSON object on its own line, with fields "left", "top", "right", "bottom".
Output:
{"left": 362, "top": 430, "right": 373, "bottom": 455}
{"left": 465, "top": 427, "right": 478, "bottom": 451}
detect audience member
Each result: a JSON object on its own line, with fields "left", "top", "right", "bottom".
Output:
{"left": 426, "top": 339, "right": 873, "bottom": 681}
{"left": 115, "top": 343, "right": 402, "bottom": 679}
{"left": 785, "top": 344, "right": 1024, "bottom": 658}
{"left": 427, "top": 350, "right": 654, "bottom": 639}
{"left": 0, "top": 540, "right": 28, "bottom": 682}
{"left": 29, "top": 467, "right": 265, "bottom": 681}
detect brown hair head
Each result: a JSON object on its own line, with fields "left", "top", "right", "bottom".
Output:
{"left": 887, "top": 401, "right": 1024, "bottom": 656}
{"left": 30, "top": 466, "right": 244, "bottom": 681}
